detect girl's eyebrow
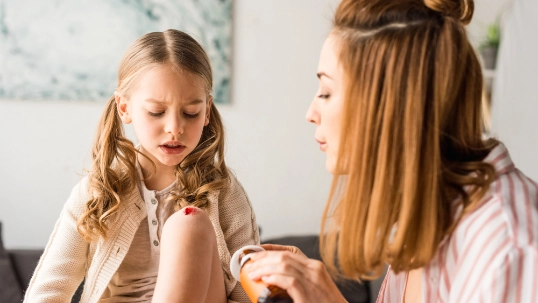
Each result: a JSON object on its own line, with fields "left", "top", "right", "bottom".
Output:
{"left": 144, "top": 98, "right": 204, "bottom": 105}
{"left": 144, "top": 98, "right": 166, "bottom": 104}
{"left": 187, "top": 99, "right": 204, "bottom": 105}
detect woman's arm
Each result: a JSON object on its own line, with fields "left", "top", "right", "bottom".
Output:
{"left": 24, "top": 178, "right": 90, "bottom": 303}
{"left": 245, "top": 245, "right": 348, "bottom": 303}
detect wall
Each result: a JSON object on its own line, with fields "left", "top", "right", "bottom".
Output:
{"left": 0, "top": 0, "right": 528, "bottom": 249}
{"left": 467, "top": 0, "right": 513, "bottom": 48}
{"left": 468, "top": 0, "right": 538, "bottom": 182}
{"left": 491, "top": 0, "right": 538, "bottom": 181}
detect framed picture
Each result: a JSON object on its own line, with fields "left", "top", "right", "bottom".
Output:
{"left": 0, "top": 0, "right": 232, "bottom": 103}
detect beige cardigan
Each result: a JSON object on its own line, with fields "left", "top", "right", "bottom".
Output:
{"left": 24, "top": 173, "right": 260, "bottom": 303}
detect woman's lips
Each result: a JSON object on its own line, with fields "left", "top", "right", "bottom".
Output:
{"left": 316, "top": 139, "right": 327, "bottom": 151}
{"left": 160, "top": 143, "right": 186, "bottom": 154}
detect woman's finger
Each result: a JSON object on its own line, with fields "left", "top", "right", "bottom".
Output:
{"left": 260, "top": 244, "right": 307, "bottom": 257}
{"left": 251, "top": 258, "right": 347, "bottom": 303}
{"left": 259, "top": 273, "right": 309, "bottom": 301}
{"left": 247, "top": 250, "right": 308, "bottom": 276}
{"left": 245, "top": 251, "right": 348, "bottom": 303}
{"left": 246, "top": 251, "right": 306, "bottom": 280}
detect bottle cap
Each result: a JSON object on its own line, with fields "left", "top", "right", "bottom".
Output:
{"left": 230, "top": 245, "right": 265, "bottom": 280}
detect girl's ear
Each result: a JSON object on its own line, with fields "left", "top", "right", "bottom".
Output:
{"left": 115, "top": 93, "right": 132, "bottom": 124}
{"left": 204, "top": 96, "right": 213, "bottom": 126}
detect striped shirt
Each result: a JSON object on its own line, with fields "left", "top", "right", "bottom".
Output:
{"left": 377, "top": 143, "right": 538, "bottom": 302}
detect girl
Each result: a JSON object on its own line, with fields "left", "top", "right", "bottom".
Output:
{"left": 245, "top": 0, "right": 538, "bottom": 302}
{"left": 24, "top": 29, "right": 259, "bottom": 303}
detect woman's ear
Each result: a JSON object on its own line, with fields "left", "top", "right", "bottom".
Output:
{"left": 204, "top": 96, "right": 213, "bottom": 126}
{"left": 115, "top": 93, "right": 132, "bottom": 124}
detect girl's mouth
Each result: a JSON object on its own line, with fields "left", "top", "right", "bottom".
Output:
{"left": 160, "top": 143, "right": 186, "bottom": 155}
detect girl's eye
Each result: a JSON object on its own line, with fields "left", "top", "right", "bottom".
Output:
{"left": 184, "top": 112, "right": 200, "bottom": 119}
{"left": 148, "top": 111, "right": 164, "bottom": 117}
{"left": 318, "top": 94, "right": 330, "bottom": 99}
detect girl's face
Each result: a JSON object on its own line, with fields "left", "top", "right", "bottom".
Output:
{"left": 116, "top": 64, "right": 211, "bottom": 171}
{"left": 306, "top": 34, "right": 345, "bottom": 174}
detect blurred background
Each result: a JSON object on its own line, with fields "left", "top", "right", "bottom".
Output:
{"left": 0, "top": 0, "right": 535, "bottom": 250}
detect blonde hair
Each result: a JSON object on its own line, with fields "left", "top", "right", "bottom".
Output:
{"left": 77, "top": 29, "right": 228, "bottom": 242}
{"left": 320, "top": 0, "right": 498, "bottom": 280}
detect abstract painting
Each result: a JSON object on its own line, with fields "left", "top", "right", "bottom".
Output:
{"left": 0, "top": 0, "right": 232, "bottom": 103}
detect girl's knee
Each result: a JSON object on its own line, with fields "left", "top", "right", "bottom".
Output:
{"left": 162, "top": 206, "right": 213, "bottom": 236}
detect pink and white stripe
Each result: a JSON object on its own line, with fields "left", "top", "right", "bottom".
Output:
{"left": 377, "top": 143, "right": 538, "bottom": 302}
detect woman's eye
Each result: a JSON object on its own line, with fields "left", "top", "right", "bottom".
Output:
{"left": 184, "top": 112, "right": 200, "bottom": 119}
{"left": 148, "top": 111, "right": 164, "bottom": 117}
{"left": 318, "top": 94, "right": 331, "bottom": 99}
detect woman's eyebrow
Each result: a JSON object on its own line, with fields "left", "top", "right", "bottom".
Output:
{"left": 317, "top": 72, "right": 333, "bottom": 80}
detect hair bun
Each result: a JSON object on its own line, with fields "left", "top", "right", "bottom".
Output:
{"left": 424, "top": 0, "right": 474, "bottom": 25}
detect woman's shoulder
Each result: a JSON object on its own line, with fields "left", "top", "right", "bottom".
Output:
{"left": 484, "top": 143, "right": 538, "bottom": 246}
{"left": 451, "top": 169, "right": 538, "bottom": 263}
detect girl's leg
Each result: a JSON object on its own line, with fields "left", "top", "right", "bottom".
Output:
{"left": 152, "top": 207, "right": 226, "bottom": 303}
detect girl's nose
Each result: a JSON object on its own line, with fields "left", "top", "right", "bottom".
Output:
{"left": 166, "top": 115, "right": 184, "bottom": 135}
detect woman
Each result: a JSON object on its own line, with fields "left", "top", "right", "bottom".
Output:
{"left": 246, "top": 0, "right": 538, "bottom": 302}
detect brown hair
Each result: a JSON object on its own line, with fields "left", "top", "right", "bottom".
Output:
{"left": 320, "top": 0, "right": 498, "bottom": 280}
{"left": 77, "top": 29, "right": 228, "bottom": 242}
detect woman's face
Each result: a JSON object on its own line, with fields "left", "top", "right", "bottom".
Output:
{"left": 306, "top": 34, "right": 345, "bottom": 174}
{"left": 116, "top": 64, "right": 211, "bottom": 172}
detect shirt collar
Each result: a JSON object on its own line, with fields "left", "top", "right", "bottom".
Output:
{"left": 482, "top": 142, "right": 516, "bottom": 175}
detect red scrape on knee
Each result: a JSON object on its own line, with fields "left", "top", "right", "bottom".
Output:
{"left": 183, "top": 207, "right": 197, "bottom": 215}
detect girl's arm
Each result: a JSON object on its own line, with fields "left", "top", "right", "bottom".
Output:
{"left": 217, "top": 173, "right": 261, "bottom": 303}
{"left": 24, "top": 178, "right": 90, "bottom": 303}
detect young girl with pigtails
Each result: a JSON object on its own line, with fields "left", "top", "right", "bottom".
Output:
{"left": 24, "top": 29, "right": 259, "bottom": 303}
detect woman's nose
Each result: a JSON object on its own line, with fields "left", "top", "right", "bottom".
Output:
{"left": 306, "top": 99, "right": 320, "bottom": 125}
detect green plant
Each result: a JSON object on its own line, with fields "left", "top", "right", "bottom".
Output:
{"left": 480, "top": 22, "right": 501, "bottom": 50}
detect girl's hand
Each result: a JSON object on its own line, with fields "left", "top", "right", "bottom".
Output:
{"left": 245, "top": 248, "right": 348, "bottom": 303}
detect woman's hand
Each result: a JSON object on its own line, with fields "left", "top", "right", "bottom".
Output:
{"left": 245, "top": 244, "right": 348, "bottom": 303}
{"left": 259, "top": 244, "right": 307, "bottom": 257}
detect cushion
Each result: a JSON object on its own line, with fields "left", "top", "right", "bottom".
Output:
{"left": 8, "top": 249, "right": 43, "bottom": 291}
{"left": 0, "top": 222, "right": 23, "bottom": 303}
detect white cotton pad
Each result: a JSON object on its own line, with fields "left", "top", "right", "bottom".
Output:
{"left": 230, "top": 245, "right": 265, "bottom": 281}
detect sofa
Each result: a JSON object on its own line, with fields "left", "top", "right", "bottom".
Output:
{"left": 0, "top": 222, "right": 84, "bottom": 303}
{"left": 0, "top": 222, "right": 383, "bottom": 303}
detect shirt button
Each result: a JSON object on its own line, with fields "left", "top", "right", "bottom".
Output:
{"left": 152, "top": 219, "right": 158, "bottom": 226}
{"left": 153, "top": 240, "right": 159, "bottom": 246}
{"left": 151, "top": 198, "right": 157, "bottom": 205}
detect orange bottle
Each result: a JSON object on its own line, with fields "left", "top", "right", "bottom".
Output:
{"left": 230, "top": 245, "right": 293, "bottom": 303}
